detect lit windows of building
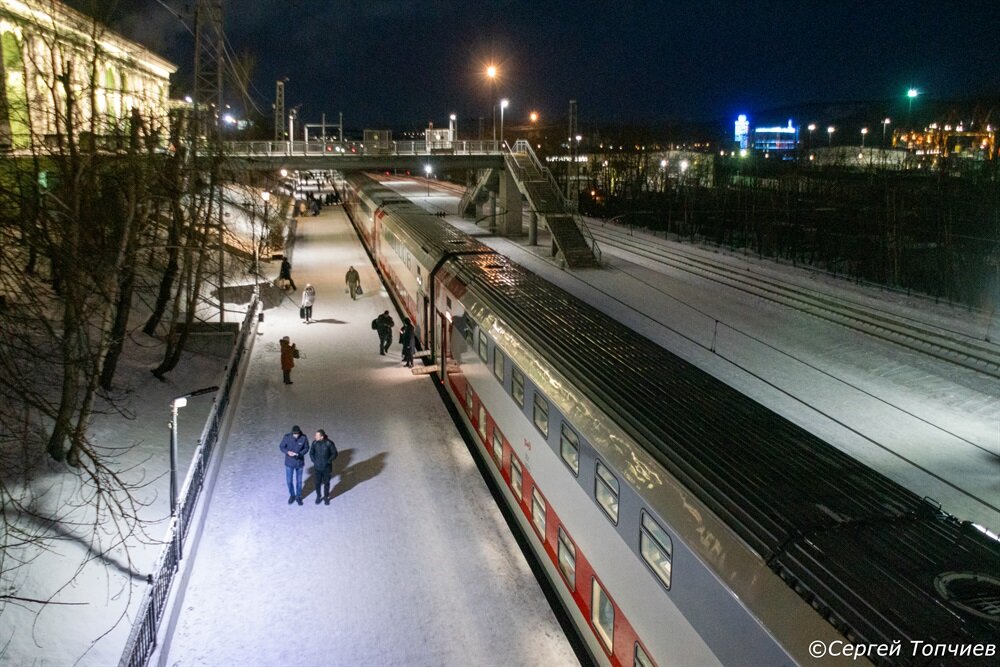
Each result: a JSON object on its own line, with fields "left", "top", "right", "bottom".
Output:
{"left": 0, "top": 0, "right": 176, "bottom": 150}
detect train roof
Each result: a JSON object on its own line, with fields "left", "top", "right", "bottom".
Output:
{"left": 443, "top": 252, "right": 1000, "bottom": 649}
{"left": 350, "top": 172, "right": 1000, "bottom": 652}
{"left": 348, "top": 174, "right": 485, "bottom": 256}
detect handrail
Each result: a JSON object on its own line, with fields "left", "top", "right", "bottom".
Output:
{"left": 509, "top": 139, "right": 601, "bottom": 265}
{"left": 117, "top": 295, "right": 260, "bottom": 667}
{"left": 224, "top": 139, "right": 500, "bottom": 158}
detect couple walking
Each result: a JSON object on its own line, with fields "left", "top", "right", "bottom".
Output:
{"left": 279, "top": 425, "right": 339, "bottom": 505}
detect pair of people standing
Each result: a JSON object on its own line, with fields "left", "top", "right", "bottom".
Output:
{"left": 279, "top": 426, "right": 339, "bottom": 505}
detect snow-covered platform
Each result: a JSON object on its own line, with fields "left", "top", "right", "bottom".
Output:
{"left": 158, "top": 207, "right": 577, "bottom": 665}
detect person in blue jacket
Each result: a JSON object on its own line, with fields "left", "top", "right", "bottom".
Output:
{"left": 279, "top": 425, "right": 310, "bottom": 505}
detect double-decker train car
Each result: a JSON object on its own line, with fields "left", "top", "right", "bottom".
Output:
{"left": 342, "top": 173, "right": 1000, "bottom": 667}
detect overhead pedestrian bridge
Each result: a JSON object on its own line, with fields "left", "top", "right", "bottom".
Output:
{"left": 223, "top": 139, "right": 505, "bottom": 171}
{"left": 222, "top": 138, "right": 599, "bottom": 268}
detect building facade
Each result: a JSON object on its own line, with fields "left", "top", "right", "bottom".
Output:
{"left": 0, "top": 0, "right": 176, "bottom": 150}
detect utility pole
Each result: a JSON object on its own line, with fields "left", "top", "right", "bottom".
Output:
{"left": 567, "top": 99, "right": 578, "bottom": 208}
{"left": 194, "top": 0, "right": 226, "bottom": 323}
{"left": 274, "top": 80, "right": 285, "bottom": 141}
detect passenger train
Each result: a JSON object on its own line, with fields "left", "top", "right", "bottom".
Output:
{"left": 342, "top": 173, "right": 999, "bottom": 666}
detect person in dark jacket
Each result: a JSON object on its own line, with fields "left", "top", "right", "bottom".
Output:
{"left": 376, "top": 310, "right": 394, "bottom": 355}
{"left": 279, "top": 336, "right": 298, "bottom": 385}
{"left": 345, "top": 266, "right": 360, "bottom": 300}
{"left": 278, "top": 258, "right": 297, "bottom": 291}
{"left": 309, "top": 429, "right": 338, "bottom": 505}
{"left": 279, "top": 425, "right": 310, "bottom": 505}
{"left": 400, "top": 318, "right": 415, "bottom": 368}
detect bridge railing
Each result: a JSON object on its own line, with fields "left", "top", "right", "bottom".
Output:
{"left": 117, "top": 296, "right": 260, "bottom": 667}
{"left": 225, "top": 139, "right": 500, "bottom": 157}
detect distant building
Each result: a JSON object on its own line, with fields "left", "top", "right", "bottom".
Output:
{"left": 425, "top": 123, "right": 451, "bottom": 149}
{"left": 0, "top": 0, "right": 176, "bottom": 150}
{"left": 753, "top": 120, "right": 798, "bottom": 153}
{"left": 734, "top": 114, "right": 749, "bottom": 150}
{"left": 894, "top": 123, "right": 996, "bottom": 161}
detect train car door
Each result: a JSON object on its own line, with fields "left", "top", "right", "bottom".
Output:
{"left": 437, "top": 311, "right": 449, "bottom": 378}
{"left": 422, "top": 296, "right": 430, "bottom": 350}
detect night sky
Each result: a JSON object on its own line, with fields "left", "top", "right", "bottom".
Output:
{"left": 67, "top": 0, "right": 1000, "bottom": 128}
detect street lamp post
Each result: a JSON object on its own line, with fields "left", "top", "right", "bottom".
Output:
{"left": 882, "top": 118, "right": 891, "bottom": 145}
{"left": 486, "top": 65, "right": 497, "bottom": 146}
{"left": 860, "top": 127, "right": 868, "bottom": 148}
{"left": 425, "top": 164, "right": 432, "bottom": 197}
{"left": 500, "top": 98, "right": 509, "bottom": 148}
{"left": 258, "top": 191, "right": 271, "bottom": 281}
{"left": 907, "top": 88, "right": 919, "bottom": 118}
{"left": 169, "top": 386, "right": 219, "bottom": 518}
{"left": 807, "top": 123, "right": 816, "bottom": 155}
{"left": 827, "top": 126, "right": 835, "bottom": 147}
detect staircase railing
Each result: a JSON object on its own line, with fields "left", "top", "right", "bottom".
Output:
{"left": 509, "top": 140, "right": 601, "bottom": 265}
{"left": 458, "top": 167, "right": 497, "bottom": 216}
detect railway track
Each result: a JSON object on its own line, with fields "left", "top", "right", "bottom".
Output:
{"left": 590, "top": 224, "right": 1000, "bottom": 380}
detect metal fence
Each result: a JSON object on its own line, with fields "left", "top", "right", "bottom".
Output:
{"left": 225, "top": 139, "right": 500, "bottom": 158}
{"left": 118, "top": 296, "right": 260, "bottom": 667}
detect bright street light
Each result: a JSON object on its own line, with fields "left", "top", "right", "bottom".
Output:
{"left": 169, "top": 387, "right": 218, "bottom": 519}
{"left": 827, "top": 126, "right": 835, "bottom": 146}
{"left": 860, "top": 127, "right": 868, "bottom": 148}
{"left": 882, "top": 118, "right": 891, "bottom": 145}
{"left": 486, "top": 65, "right": 498, "bottom": 145}
{"left": 529, "top": 111, "right": 539, "bottom": 123}
{"left": 424, "top": 164, "right": 432, "bottom": 197}
{"left": 907, "top": 88, "right": 919, "bottom": 117}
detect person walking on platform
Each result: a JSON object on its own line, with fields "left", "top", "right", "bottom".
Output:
{"left": 375, "top": 310, "right": 394, "bottom": 355}
{"left": 400, "top": 318, "right": 416, "bottom": 368}
{"left": 280, "top": 336, "right": 299, "bottom": 384}
{"left": 278, "top": 258, "right": 297, "bottom": 291}
{"left": 300, "top": 284, "right": 316, "bottom": 323}
{"left": 309, "top": 429, "right": 338, "bottom": 505}
{"left": 345, "top": 266, "right": 360, "bottom": 300}
{"left": 280, "top": 425, "right": 310, "bottom": 505}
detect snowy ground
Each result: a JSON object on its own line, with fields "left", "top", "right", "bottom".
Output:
{"left": 390, "top": 176, "right": 999, "bottom": 532}
{"left": 0, "top": 191, "right": 284, "bottom": 666}
{"left": 1, "top": 336, "right": 228, "bottom": 667}
{"left": 158, "top": 206, "right": 577, "bottom": 665}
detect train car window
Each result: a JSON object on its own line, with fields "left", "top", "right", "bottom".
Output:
{"left": 478, "top": 405, "right": 487, "bottom": 440}
{"left": 634, "top": 642, "right": 655, "bottom": 667}
{"left": 511, "top": 367, "right": 525, "bottom": 407}
{"left": 478, "top": 331, "right": 488, "bottom": 362}
{"left": 595, "top": 461, "right": 620, "bottom": 524}
{"left": 533, "top": 394, "right": 549, "bottom": 438}
{"left": 493, "top": 348, "right": 504, "bottom": 382}
{"left": 510, "top": 456, "right": 523, "bottom": 501}
{"left": 492, "top": 428, "right": 504, "bottom": 466}
{"left": 531, "top": 487, "right": 547, "bottom": 538}
{"left": 591, "top": 579, "right": 615, "bottom": 653}
{"left": 560, "top": 423, "right": 580, "bottom": 475}
{"left": 557, "top": 527, "right": 576, "bottom": 590}
{"left": 640, "top": 511, "right": 673, "bottom": 590}
{"left": 465, "top": 385, "right": 473, "bottom": 414}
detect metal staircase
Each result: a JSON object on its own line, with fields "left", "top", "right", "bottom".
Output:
{"left": 457, "top": 168, "right": 497, "bottom": 217}
{"left": 505, "top": 140, "right": 599, "bottom": 268}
